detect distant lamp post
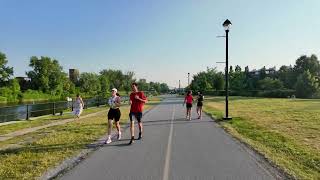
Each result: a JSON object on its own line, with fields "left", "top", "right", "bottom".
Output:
{"left": 188, "top": 73, "right": 190, "bottom": 87}
{"left": 223, "top": 19, "right": 232, "bottom": 120}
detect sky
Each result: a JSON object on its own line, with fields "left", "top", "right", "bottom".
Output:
{"left": 0, "top": 0, "right": 319, "bottom": 87}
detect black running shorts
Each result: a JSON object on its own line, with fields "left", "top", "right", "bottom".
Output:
{"left": 108, "top": 108, "right": 121, "bottom": 122}
{"left": 197, "top": 102, "right": 203, "bottom": 107}
{"left": 186, "top": 103, "right": 192, "bottom": 108}
{"left": 129, "top": 112, "right": 143, "bottom": 122}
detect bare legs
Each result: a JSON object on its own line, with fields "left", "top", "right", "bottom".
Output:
{"left": 129, "top": 120, "right": 143, "bottom": 138}
{"left": 106, "top": 120, "right": 121, "bottom": 144}
{"left": 186, "top": 108, "right": 191, "bottom": 120}
{"left": 197, "top": 106, "right": 203, "bottom": 119}
{"left": 130, "top": 121, "right": 134, "bottom": 137}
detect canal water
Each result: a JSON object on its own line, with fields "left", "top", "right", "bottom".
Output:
{"left": 0, "top": 98, "right": 109, "bottom": 123}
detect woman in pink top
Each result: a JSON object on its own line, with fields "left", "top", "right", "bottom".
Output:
{"left": 183, "top": 90, "right": 193, "bottom": 120}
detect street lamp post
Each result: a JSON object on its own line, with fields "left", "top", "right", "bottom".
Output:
{"left": 188, "top": 73, "right": 190, "bottom": 87}
{"left": 223, "top": 19, "right": 232, "bottom": 120}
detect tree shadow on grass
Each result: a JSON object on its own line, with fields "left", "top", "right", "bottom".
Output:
{"left": 0, "top": 142, "right": 92, "bottom": 156}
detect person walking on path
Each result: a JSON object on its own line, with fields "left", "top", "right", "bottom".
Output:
{"left": 73, "top": 94, "right": 84, "bottom": 119}
{"left": 105, "top": 88, "right": 122, "bottom": 144}
{"left": 183, "top": 90, "right": 193, "bottom": 120}
{"left": 128, "top": 82, "right": 147, "bottom": 145}
{"left": 196, "top": 91, "right": 204, "bottom": 119}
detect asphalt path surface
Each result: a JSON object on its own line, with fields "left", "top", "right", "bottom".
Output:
{"left": 60, "top": 96, "right": 282, "bottom": 180}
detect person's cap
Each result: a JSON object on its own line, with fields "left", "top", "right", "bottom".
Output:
{"left": 111, "top": 88, "right": 117, "bottom": 93}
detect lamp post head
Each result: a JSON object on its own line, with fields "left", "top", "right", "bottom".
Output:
{"left": 223, "top": 19, "right": 232, "bottom": 31}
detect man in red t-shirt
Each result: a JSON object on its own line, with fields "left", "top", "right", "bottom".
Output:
{"left": 128, "top": 82, "right": 147, "bottom": 145}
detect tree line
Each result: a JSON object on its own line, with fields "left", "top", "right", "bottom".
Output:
{"left": 0, "top": 51, "right": 170, "bottom": 103}
{"left": 190, "top": 54, "right": 320, "bottom": 98}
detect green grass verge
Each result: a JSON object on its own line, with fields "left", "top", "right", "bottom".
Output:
{"left": 203, "top": 96, "right": 320, "bottom": 180}
{"left": 0, "top": 99, "right": 159, "bottom": 179}
{"left": 0, "top": 106, "right": 108, "bottom": 136}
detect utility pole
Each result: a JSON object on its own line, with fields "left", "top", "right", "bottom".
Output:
{"left": 188, "top": 73, "right": 190, "bottom": 87}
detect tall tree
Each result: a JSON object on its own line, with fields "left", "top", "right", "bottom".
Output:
{"left": 123, "top": 71, "right": 135, "bottom": 94}
{"left": 26, "top": 56, "right": 66, "bottom": 94}
{"left": 160, "top": 83, "right": 170, "bottom": 93}
{"left": 0, "top": 52, "right": 14, "bottom": 85}
{"left": 259, "top": 66, "right": 267, "bottom": 80}
{"left": 235, "top": 65, "right": 242, "bottom": 72}
{"left": 294, "top": 54, "right": 320, "bottom": 76}
{"left": 79, "top": 72, "right": 101, "bottom": 96}
{"left": 278, "top": 65, "right": 296, "bottom": 89}
{"left": 295, "top": 70, "right": 319, "bottom": 98}
{"left": 258, "top": 77, "right": 284, "bottom": 90}
{"left": 100, "top": 69, "right": 124, "bottom": 90}
{"left": 99, "top": 75, "right": 110, "bottom": 97}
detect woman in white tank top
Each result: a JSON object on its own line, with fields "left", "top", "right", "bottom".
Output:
{"left": 73, "top": 94, "right": 84, "bottom": 119}
{"left": 105, "top": 88, "right": 122, "bottom": 144}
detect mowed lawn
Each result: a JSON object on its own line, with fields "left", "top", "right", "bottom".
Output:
{"left": 203, "top": 96, "right": 320, "bottom": 180}
{"left": 0, "top": 98, "right": 160, "bottom": 179}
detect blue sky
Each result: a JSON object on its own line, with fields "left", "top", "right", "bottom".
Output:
{"left": 0, "top": 0, "right": 319, "bottom": 87}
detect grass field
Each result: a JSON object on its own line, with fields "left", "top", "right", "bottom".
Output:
{"left": 0, "top": 98, "right": 160, "bottom": 179}
{"left": 203, "top": 96, "right": 320, "bottom": 180}
{"left": 0, "top": 106, "right": 107, "bottom": 136}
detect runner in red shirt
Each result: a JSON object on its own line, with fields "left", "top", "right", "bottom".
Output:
{"left": 128, "top": 82, "right": 147, "bottom": 145}
{"left": 183, "top": 90, "right": 193, "bottom": 120}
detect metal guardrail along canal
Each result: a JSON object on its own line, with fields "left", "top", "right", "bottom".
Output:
{"left": 0, "top": 97, "right": 129, "bottom": 123}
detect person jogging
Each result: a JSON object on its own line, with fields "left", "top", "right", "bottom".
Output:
{"left": 183, "top": 90, "right": 193, "bottom": 120}
{"left": 105, "top": 88, "right": 122, "bottom": 144}
{"left": 73, "top": 94, "right": 84, "bottom": 119}
{"left": 128, "top": 82, "right": 147, "bottom": 145}
{"left": 196, "top": 91, "right": 204, "bottom": 119}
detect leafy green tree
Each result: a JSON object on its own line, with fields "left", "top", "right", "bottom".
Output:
{"left": 123, "top": 71, "right": 135, "bottom": 94}
{"left": 294, "top": 54, "right": 320, "bottom": 76}
{"left": 213, "top": 72, "right": 224, "bottom": 90}
{"left": 295, "top": 70, "right": 319, "bottom": 98}
{"left": 0, "top": 51, "right": 14, "bottom": 85}
{"left": 190, "top": 72, "right": 211, "bottom": 92}
{"left": 79, "top": 73, "right": 101, "bottom": 96}
{"left": 258, "top": 77, "right": 284, "bottom": 90}
{"left": 62, "top": 79, "right": 76, "bottom": 96}
{"left": 229, "top": 66, "right": 234, "bottom": 74}
{"left": 278, "top": 65, "right": 296, "bottom": 89}
{"left": 26, "top": 56, "right": 66, "bottom": 94}
{"left": 0, "top": 79, "right": 21, "bottom": 102}
{"left": 259, "top": 66, "right": 267, "bottom": 80}
{"left": 230, "top": 71, "right": 246, "bottom": 91}
{"left": 160, "top": 83, "right": 170, "bottom": 93}
{"left": 100, "top": 69, "right": 124, "bottom": 90}
{"left": 137, "top": 79, "right": 149, "bottom": 91}
{"left": 235, "top": 65, "right": 241, "bottom": 72}
{"left": 99, "top": 75, "right": 110, "bottom": 97}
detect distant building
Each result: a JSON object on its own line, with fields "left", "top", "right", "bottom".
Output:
{"left": 69, "top": 69, "right": 80, "bottom": 84}
{"left": 250, "top": 67, "right": 276, "bottom": 76}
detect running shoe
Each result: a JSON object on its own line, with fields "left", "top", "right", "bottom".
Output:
{"left": 105, "top": 138, "right": 112, "bottom": 144}
{"left": 137, "top": 132, "right": 142, "bottom": 140}
{"left": 117, "top": 133, "right": 122, "bottom": 140}
{"left": 128, "top": 136, "right": 135, "bottom": 145}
